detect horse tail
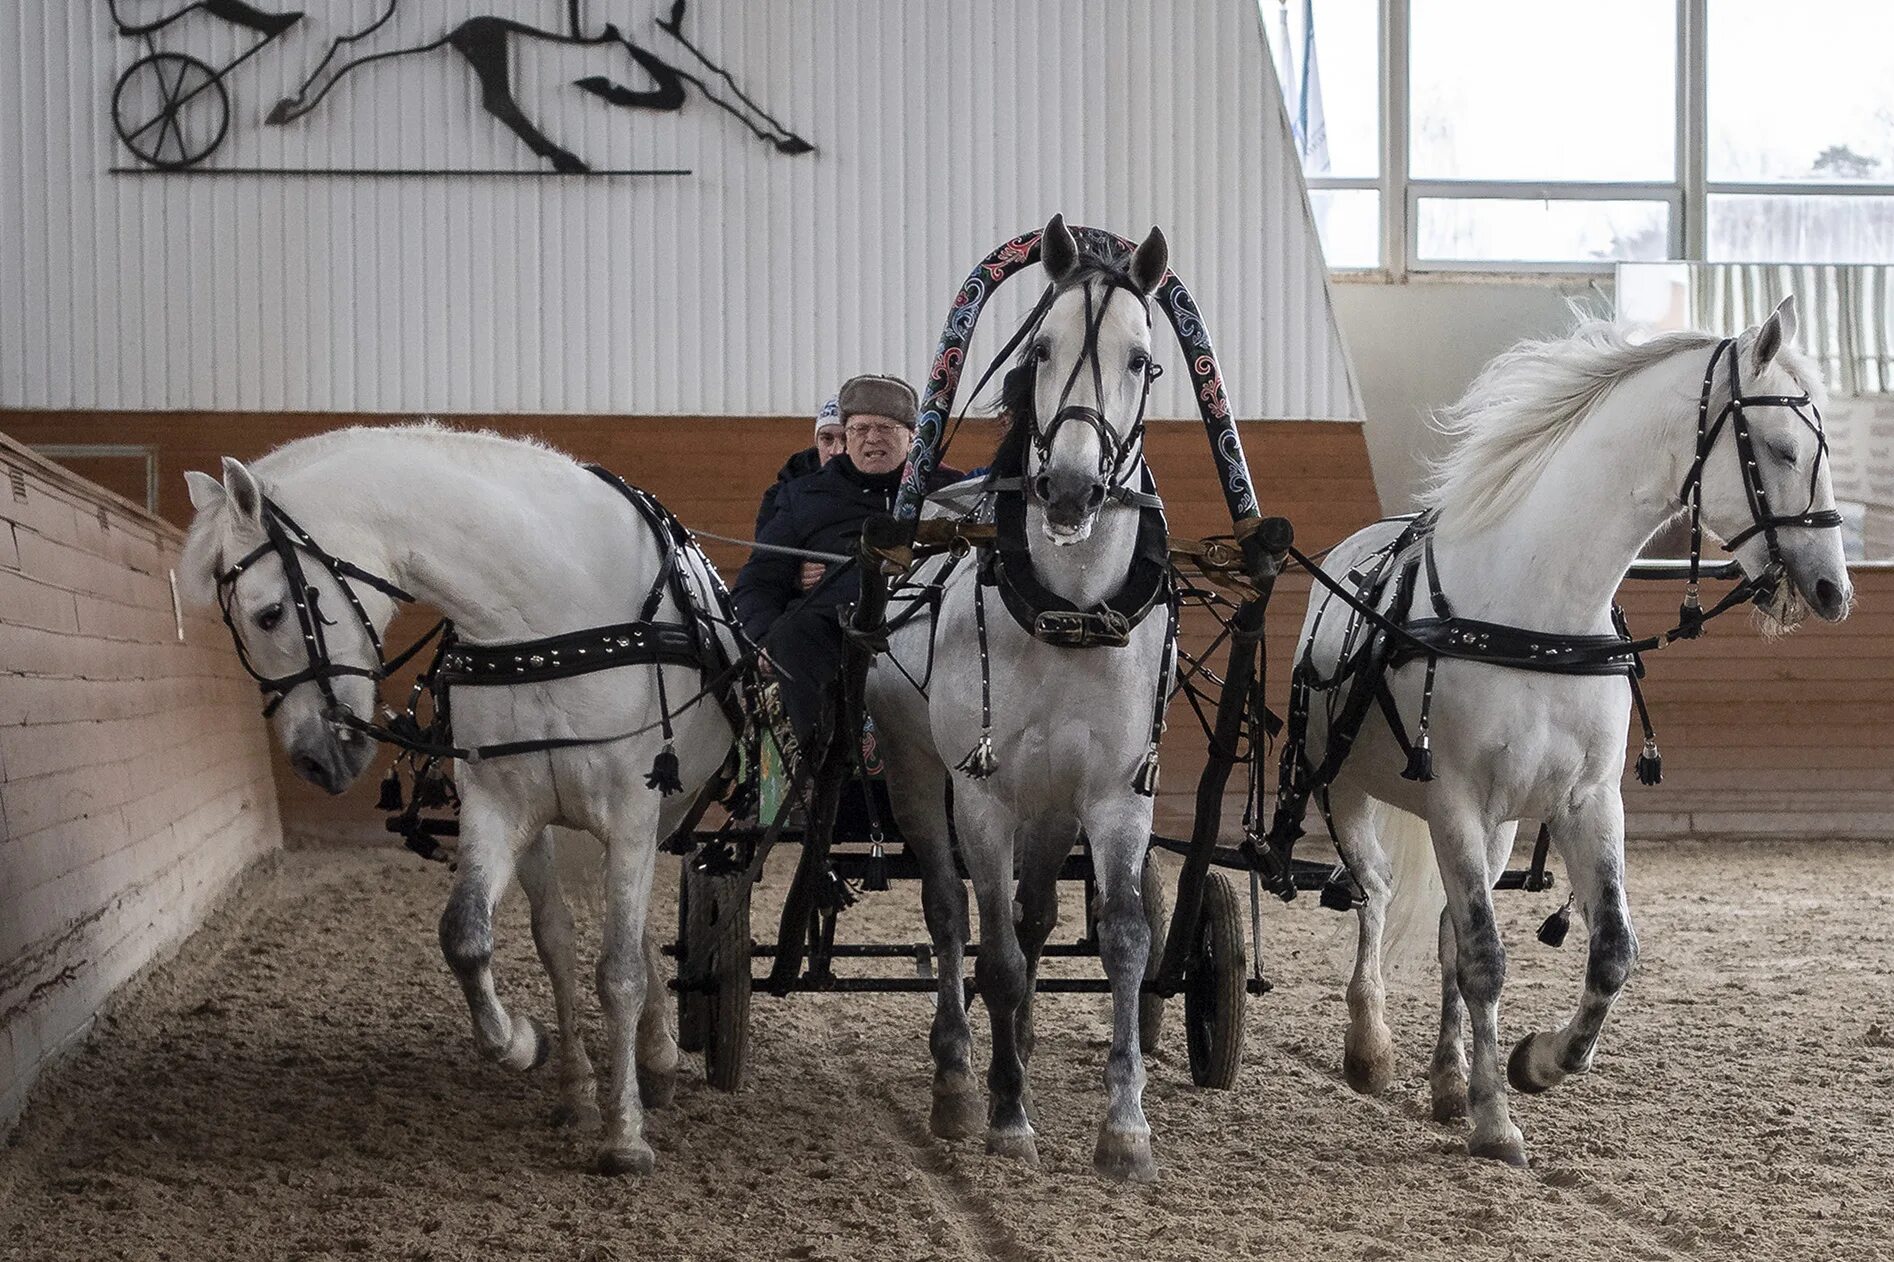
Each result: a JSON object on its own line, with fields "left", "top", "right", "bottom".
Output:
{"left": 1370, "top": 799, "right": 1446, "bottom": 967}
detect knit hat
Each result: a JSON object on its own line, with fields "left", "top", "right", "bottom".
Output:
{"left": 813, "top": 395, "right": 841, "bottom": 441}
{"left": 838, "top": 374, "right": 918, "bottom": 428}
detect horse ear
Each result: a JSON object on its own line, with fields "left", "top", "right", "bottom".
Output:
{"left": 1041, "top": 213, "right": 1079, "bottom": 283}
{"left": 1754, "top": 294, "right": 1798, "bottom": 368}
{"left": 1128, "top": 226, "right": 1169, "bottom": 296}
{"left": 185, "top": 470, "right": 226, "bottom": 513}
{"left": 220, "top": 456, "right": 264, "bottom": 525}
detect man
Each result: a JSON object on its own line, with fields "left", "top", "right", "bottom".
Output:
{"left": 733, "top": 373, "right": 958, "bottom": 742}
{"left": 753, "top": 395, "right": 846, "bottom": 536}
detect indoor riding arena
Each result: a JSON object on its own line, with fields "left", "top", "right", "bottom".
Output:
{"left": 4, "top": 4, "right": 1891, "bottom": 1260}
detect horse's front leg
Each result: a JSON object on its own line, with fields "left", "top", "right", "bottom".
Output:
{"left": 1082, "top": 810, "right": 1157, "bottom": 1183}
{"left": 1331, "top": 790, "right": 1396, "bottom": 1095}
{"left": 1430, "top": 800, "right": 1526, "bottom": 1165}
{"left": 592, "top": 792, "right": 667, "bottom": 1175}
{"left": 1508, "top": 783, "right": 1638, "bottom": 1094}
{"left": 439, "top": 789, "right": 552, "bottom": 1074}
{"left": 516, "top": 830, "right": 600, "bottom": 1130}
{"left": 1012, "top": 822, "right": 1073, "bottom": 1100}
{"left": 959, "top": 789, "right": 1035, "bottom": 1164}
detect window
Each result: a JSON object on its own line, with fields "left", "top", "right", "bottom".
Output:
{"left": 1265, "top": 1, "right": 1894, "bottom": 272}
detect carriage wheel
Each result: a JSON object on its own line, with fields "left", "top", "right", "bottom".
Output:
{"left": 1139, "top": 851, "right": 1168, "bottom": 1052}
{"left": 676, "top": 860, "right": 712, "bottom": 1054}
{"left": 112, "top": 54, "right": 230, "bottom": 170}
{"left": 702, "top": 871, "right": 754, "bottom": 1093}
{"left": 1183, "top": 871, "right": 1247, "bottom": 1089}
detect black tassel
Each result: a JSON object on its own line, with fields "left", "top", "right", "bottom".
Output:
{"left": 1677, "top": 586, "right": 1705, "bottom": 639}
{"left": 956, "top": 731, "right": 997, "bottom": 780}
{"left": 1318, "top": 873, "right": 1362, "bottom": 912}
{"left": 1132, "top": 744, "right": 1161, "bottom": 797}
{"left": 863, "top": 839, "right": 889, "bottom": 892}
{"left": 646, "top": 743, "right": 684, "bottom": 796}
{"left": 1636, "top": 737, "right": 1663, "bottom": 786}
{"left": 416, "top": 773, "right": 452, "bottom": 809}
{"left": 376, "top": 768, "right": 404, "bottom": 812}
{"left": 1401, "top": 735, "right": 1434, "bottom": 783}
{"left": 1537, "top": 900, "right": 1572, "bottom": 948}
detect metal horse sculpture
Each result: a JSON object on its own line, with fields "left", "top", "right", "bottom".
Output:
{"left": 267, "top": 0, "right": 813, "bottom": 171}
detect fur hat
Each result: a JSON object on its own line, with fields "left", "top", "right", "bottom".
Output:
{"left": 813, "top": 394, "right": 841, "bottom": 441}
{"left": 838, "top": 374, "right": 918, "bottom": 428}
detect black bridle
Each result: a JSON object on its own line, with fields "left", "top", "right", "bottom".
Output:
{"left": 215, "top": 498, "right": 433, "bottom": 721}
{"left": 1674, "top": 335, "right": 1840, "bottom": 634}
{"left": 1025, "top": 264, "right": 1164, "bottom": 496}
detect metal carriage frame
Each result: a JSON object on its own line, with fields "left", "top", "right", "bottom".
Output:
{"left": 659, "top": 224, "right": 1563, "bottom": 1094}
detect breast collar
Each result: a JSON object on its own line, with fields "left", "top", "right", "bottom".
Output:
{"left": 982, "top": 463, "right": 1171, "bottom": 649}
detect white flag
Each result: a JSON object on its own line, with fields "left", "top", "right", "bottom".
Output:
{"left": 1297, "top": 0, "right": 1330, "bottom": 175}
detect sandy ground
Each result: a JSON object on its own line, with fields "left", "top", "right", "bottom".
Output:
{"left": 2, "top": 837, "right": 1891, "bottom": 1262}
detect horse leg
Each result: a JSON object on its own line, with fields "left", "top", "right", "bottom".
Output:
{"left": 1331, "top": 791, "right": 1396, "bottom": 1095}
{"left": 1508, "top": 786, "right": 1637, "bottom": 1094}
{"left": 516, "top": 829, "right": 601, "bottom": 1130}
{"left": 879, "top": 736, "right": 979, "bottom": 1138}
{"left": 1081, "top": 812, "right": 1157, "bottom": 1183}
{"left": 1430, "top": 802, "right": 1526, "bottom": 1166}
{"left": 1012, "top": 823, "right": 1073, "bottom": 1124}
{"left": 439, "top": 790, "right": 551, "bottom": 1074}
{"left": 449, "top": 20, "right": 589, "bottom": 173}
{"left": 1429, "top": 906, "right": 1470, "bottom": 1121}
{"left": 959, "top": 793, "right": 1035, "bottom": 1164}
{"left": 593, "top": 796, "right": 665, "bottom": 1175}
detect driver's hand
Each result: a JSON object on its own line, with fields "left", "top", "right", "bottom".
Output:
{"left": 800, "top": 561, "right": 826, "bottom": 591}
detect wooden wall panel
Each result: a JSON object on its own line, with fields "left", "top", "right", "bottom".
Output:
{"left": 0, "top": 433, "right": 283, "bottom": 1130}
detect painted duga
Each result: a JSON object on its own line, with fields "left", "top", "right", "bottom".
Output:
{"left": 1302, "top": 298, "right": 1852, "bottom": 1165}
{"left": 864, "top": 216, "right": 1176, "bottom": 1181}
{"left": 181, "top": 427, "right": 741, "bottom": 1175}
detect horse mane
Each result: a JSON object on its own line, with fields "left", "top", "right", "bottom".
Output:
{"left": 1420, "top": 319, "right": 1821, "bottom": 537}
{"left": 178, "top": 421, "right": 575, "bottom": 603}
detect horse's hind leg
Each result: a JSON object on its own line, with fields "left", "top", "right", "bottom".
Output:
{"left": 593, "top": 794, "right": 667, "bottom": 1175}
{"left": 1508, "top": 785, "right": 1637, "bottom": 1095}
{"left": 439, "top": 789, "right": 552, "bottom": 1074}
{"left": 1331, "top": 790, "right": 1396, "bottom": 1095}
{"left": 1081, "top": 808, "right": 1158, "bottom": 1183}
{"left": 516, "top": 830, "right": 600, "bottom": 1130}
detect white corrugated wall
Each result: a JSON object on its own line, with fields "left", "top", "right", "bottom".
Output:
{"left": 0, "top": 0, "right": 1360, "bottom": 420}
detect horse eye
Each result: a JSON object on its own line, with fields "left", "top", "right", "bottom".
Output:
{"left": 1032, "top": 342, "right": 1051, "bottom": 364}
{"left": 255, "top": 602, "right": 285, "bottom": 632}
{"left": 1768, "top": 439, "right": 1799, "bottom": 465}
{"left": 1128, "top": 352, "right": 1150, "bottom": 374}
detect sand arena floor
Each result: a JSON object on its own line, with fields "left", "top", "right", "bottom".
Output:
{"left": 2, "top": 837, "right": 1890, "bottom": 1261}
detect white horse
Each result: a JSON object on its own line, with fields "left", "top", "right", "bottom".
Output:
{"left": 1298, "top": 298, "right": 1851, "bottom": 1165}
{"left": 180, "top": 425, "right": 742, "bottom": 1175}
{"left": 864, "top": 216, "right": 1175, "bottom": 1181}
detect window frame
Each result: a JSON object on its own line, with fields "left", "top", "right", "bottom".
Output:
{"left": 1287, "top": 0, "right": 1894, "bottom": 276}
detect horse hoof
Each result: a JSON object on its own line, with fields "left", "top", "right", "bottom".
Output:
{"left": 1430, "top": 1081, "right": 1468, "bottom": 1123}
{"left": 1093, "top": 1127, "right": 1157, "bottom": 1183}
{"left": 1342, "top": 1030, "right": 1396, "bottom": 1096}
{"left": 1507, "top": 1033, "right": 1560, "bottom": 1095}
{"left": 930, "top": 1086, "right": 984, "bottom": 1140}
{"left": 594, "top": 1142, "right": 656, "bottom": 1177}
{"left": 637, "top": 1065, "right": 677, "bottom": 1110}
{"left": 984, "top": 1128, "right": 1039, "bottom": 1166}
{"left": 500, "top": 1017, "right": 550, "bottom": 1072}
{"left": 551, "top": 1099, "right": 602, "bottom": 1132}
{"left": 1468, "top": 1132, "right": 1529, "bottom": 1168}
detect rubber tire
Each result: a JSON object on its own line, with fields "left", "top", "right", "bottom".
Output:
{"left": 676, "top": 862, "right": 712, "bottom": 1054}
{"left": 1139, "top": 851, "right": 1168, "bottom": 1053}
{"left": 1183, "top": 870, "right": 1247, "bottom": 1089}
{"left": 703, "top": 871, "right": 754, "bottom": 1093}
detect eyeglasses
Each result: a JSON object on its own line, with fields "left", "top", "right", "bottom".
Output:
{"left": 844, "top": 421, "right": 910, "bottom": 440}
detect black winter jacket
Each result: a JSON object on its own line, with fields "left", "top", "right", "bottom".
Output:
{"left": 733, "top": 454, "right": 960, "bottom": 640}
{"left": 753, "top": 446, "right": 824, "bottom": 536}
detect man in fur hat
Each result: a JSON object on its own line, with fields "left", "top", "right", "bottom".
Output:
{"left": 734, "top": 374, "right": 959, "bottom": 742}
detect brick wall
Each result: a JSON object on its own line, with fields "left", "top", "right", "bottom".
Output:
{"left": 0, "top": 432, "right": 284, "bottom": 1131}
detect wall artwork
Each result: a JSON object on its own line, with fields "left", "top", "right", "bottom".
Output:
{"left": 108, "top": 0, "right": 815, "bottom": 175}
